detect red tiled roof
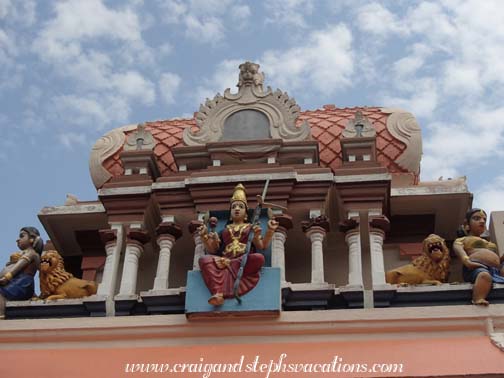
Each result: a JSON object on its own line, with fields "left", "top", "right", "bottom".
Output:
{"left": 103, "top": 107, "right": 412, "bottom": 181}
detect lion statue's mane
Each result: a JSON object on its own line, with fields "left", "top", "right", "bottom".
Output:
{"left": 386, "top": 234, "right": 451, "bottom": 285}
{"left": 40, "top": 250, "right": 97, "bottom": 300}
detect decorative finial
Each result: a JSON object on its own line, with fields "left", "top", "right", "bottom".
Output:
{"left": 124, "top": 123, "right": 155, "bottom": 151}
{"left": 342, "top": 111, "right": 376, "bottom": 138}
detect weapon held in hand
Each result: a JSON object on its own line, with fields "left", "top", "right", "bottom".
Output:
{"left": 233, "top": 179, "right": 286, "bottom": 303}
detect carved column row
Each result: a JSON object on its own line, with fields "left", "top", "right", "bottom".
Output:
{"left": 153, "top": 222, "right": 182, "bottom": 290}
{"left": 96, "top": 212, "right": 390, "bottom": 306}
{"left": 340, "top": 215, "right": 390, "bottom": 288}
{"left": 97, "top": 222, "right": 183, "bottom": 304}
{"left": 271, "top": 215, "right": 293, "bottom": 284}
{"left": 302, "top": 216, "right": 330, "bottom": 285}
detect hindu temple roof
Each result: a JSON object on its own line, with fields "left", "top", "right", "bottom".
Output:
{"left": 89, "top": 62, "right": 423, "bottom": 189}
{"left": 96, "top": 105, "right": 419, "bottom": 189}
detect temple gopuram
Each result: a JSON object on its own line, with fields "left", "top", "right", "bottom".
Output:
{"left": 1, "top": 62, "right": 504, "bottom": 378}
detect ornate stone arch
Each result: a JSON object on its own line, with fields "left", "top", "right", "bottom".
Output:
{"left": 183, "top": 62, "right": 311, "bottom": 146}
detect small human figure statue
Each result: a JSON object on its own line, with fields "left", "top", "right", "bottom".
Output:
{"left": 453, "top": 208, "right": 504, "bottom": 305}
{"left": 198, "top": 183, "right": 278, "bottom": 306}
{"left": 0, "top": 227, "right": 43, "bottom": 318}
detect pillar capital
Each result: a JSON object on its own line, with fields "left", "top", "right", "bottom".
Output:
{"left": 369, "top": 215, "right": 390, "bottom": 233}
{"left": 339, "top": 217, "right": 359, "bottom": 233}
{"left": 126, "top": 227, "right": 150, "bottom": 246}
{"left": 99, "top": 228, "right": 118, "bottom": 246}
{"left": 188, "top": 220, "right": 203, "bottom": 235}
{"left": 302, "top": 215, "right": 330, "bottom": 234}
{"left": 274, "top": 214, "right": 293, "bottom": 232}
{"left": 156, "top": 221, "right": 182, "bottom": 240}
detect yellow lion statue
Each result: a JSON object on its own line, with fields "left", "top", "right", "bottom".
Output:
{"left": 386, "top": 234, "right": 451, "bottom": 285}
{"left": 40, "top": 250, "right": 97, "bottom": 300}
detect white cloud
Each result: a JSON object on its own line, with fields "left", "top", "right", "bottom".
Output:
{"left": 58, "top": 132, "right": 88, "bottom": 150}
{"left": 355, "top": 2, "right": 406, "bottom": 37}
{"left": 52, "top": 95, "right": 129, "bottom": 129}
{"left": 442, "top": 62, "right": 482, "bottom": 96}
{"left": 187, "top": 0, "right": 233, "bottom": 16}
{"left": 0, "top": 0, "right": 36, "bottom": 27}
{"left": 159, "top": 72, "right": 182, "bottom": 105}
{"left": 264, "top": 0, "right": 314, "bottom": 28}
{"left": 421, "top": 105, "right": 504, "bottom": 181}
{"left": 474, "top": 176, "right": 504, "bottom": 217}
{"left": 196, "top": 24, "right": 354, "bottom": 104}
{"left": 158, "top": 0, "right": 250, "bottom": 43}
{"left": 393, "top": 44, "right": 432, "bottom": 79}
{"left": 30, "top": 0, "right": 161, "bottom": 133}
{"left": 230, "top": 4, "right": 251, "bottom": 23}
{"left": 382, "top": 78, "right": 438, "bottom": 119}
{"left": 158, "top": 43, "right": 173, "bottom": 56}
{"left": 261, "top": 24, "right": 354, "bottom": 95}
{"left": 111, "top": 71, "right": 156, "bottom": 106}
{"left": 352, "top": 1, "right": 504, "bottom": 183}
{"left": 184, "top": 15, "right": 224, "bottom": 43}
{"left": 0, "top": 28, "right": 23, "bottom": 91}
{"left": 158, "top": 0, "right": 188, "bottom": 23}
{"left": 195, "top": 59, "right": 243, "bottom": 103}
{"left": 38, "top": 0, "right": 141, "bottom": 43}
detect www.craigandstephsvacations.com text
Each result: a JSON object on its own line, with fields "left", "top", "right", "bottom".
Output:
{"left": 124, "top": 354, "right": 404, "bottom": 377}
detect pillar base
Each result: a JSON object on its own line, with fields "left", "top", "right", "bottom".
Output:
{"left": 83, "top": 294, "right": 108, "bottom": 317}
{"left": 5, "top": 298, "right": 94, "bottom": 319}
{"left": 140, "top": 288, "right": 186, "bottom": 315}
{"left": 282, "top": 283, "right": 336, "bottom": 311}
{"left": 339, "top": 285, "right": 364, "bottom": 308}
{"left": 114, "top": 294, "right": 144, "bottom": 316}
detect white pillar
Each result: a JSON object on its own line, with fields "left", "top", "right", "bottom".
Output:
{"left": 118, "top": 240, "right": 143, "bottom": 295}
{"left": 153, "top": 235, "right": 175, "bottom": 290}
{"left": 271, "top": 228, "right": 287, "bottom": 283}
{"left": 306, "top": 226, "right": 326, "bottom": 284}
{"left": 192, "top": 232, "right": 205, "bottom": 271}
{"left": 97, "top": 226, "right": 123, "bottom": 298}
{"left": 370, "top": 229, "right": 386, "bottom": 286}
{"left": 346, "top": 230, "right": 363, "bottom": 286}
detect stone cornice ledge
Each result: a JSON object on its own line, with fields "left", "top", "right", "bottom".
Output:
{"left": 98, "top": 186, "right": 152, "bottom": 196}
{"left": 334, "top": 173, "right": 391, "bottom": 183}
{"left": 1, "top": 304, "right": 503, "bottom": 350}
{"left": 391, "top": 183, "right": 469, "bottom": 197}
{"left": 39, "top": 203, "right": 105, "bottom": 215}
{"left": 153, "top": 172, "right": 334, "bottom": 190}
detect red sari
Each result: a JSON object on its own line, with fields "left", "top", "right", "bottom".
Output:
{"left": 199, "top": 223, "right": 265, "bottom": 298}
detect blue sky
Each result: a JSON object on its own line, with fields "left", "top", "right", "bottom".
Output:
{"left": 1, "top": 0, "right": 504, "bottom": 258}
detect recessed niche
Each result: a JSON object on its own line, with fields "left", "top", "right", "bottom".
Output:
{"left": 221, "top": 109, "right": 270, "bottom": 141}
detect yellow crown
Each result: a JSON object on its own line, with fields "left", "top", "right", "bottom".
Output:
{"left": 230, "top": 183, "right": 247, "bottom": 206}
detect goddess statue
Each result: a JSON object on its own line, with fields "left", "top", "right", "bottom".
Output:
{"left": 0, "top": 227, "right": 43, "bottom": 318}
{"left": 198, "top": 183, "right": 278, "bottom": 306}
{"left": 453, "top": 208, "right": 504, "bottom": 305}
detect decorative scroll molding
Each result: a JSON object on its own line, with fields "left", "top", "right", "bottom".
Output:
{"left": 89, "top": 124, "right": 137, "bottom": 189}
{"left": 381, "top": 108, "right": 422, "bottom": 174}
{"left": 183, "top": 61, "right": 311, "bottom": 146}
{"left": 124, "top": 123, "right": 155, "bottom": 151}
{"left": 342, "top": 111, "right": 376, "bottom": 138}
